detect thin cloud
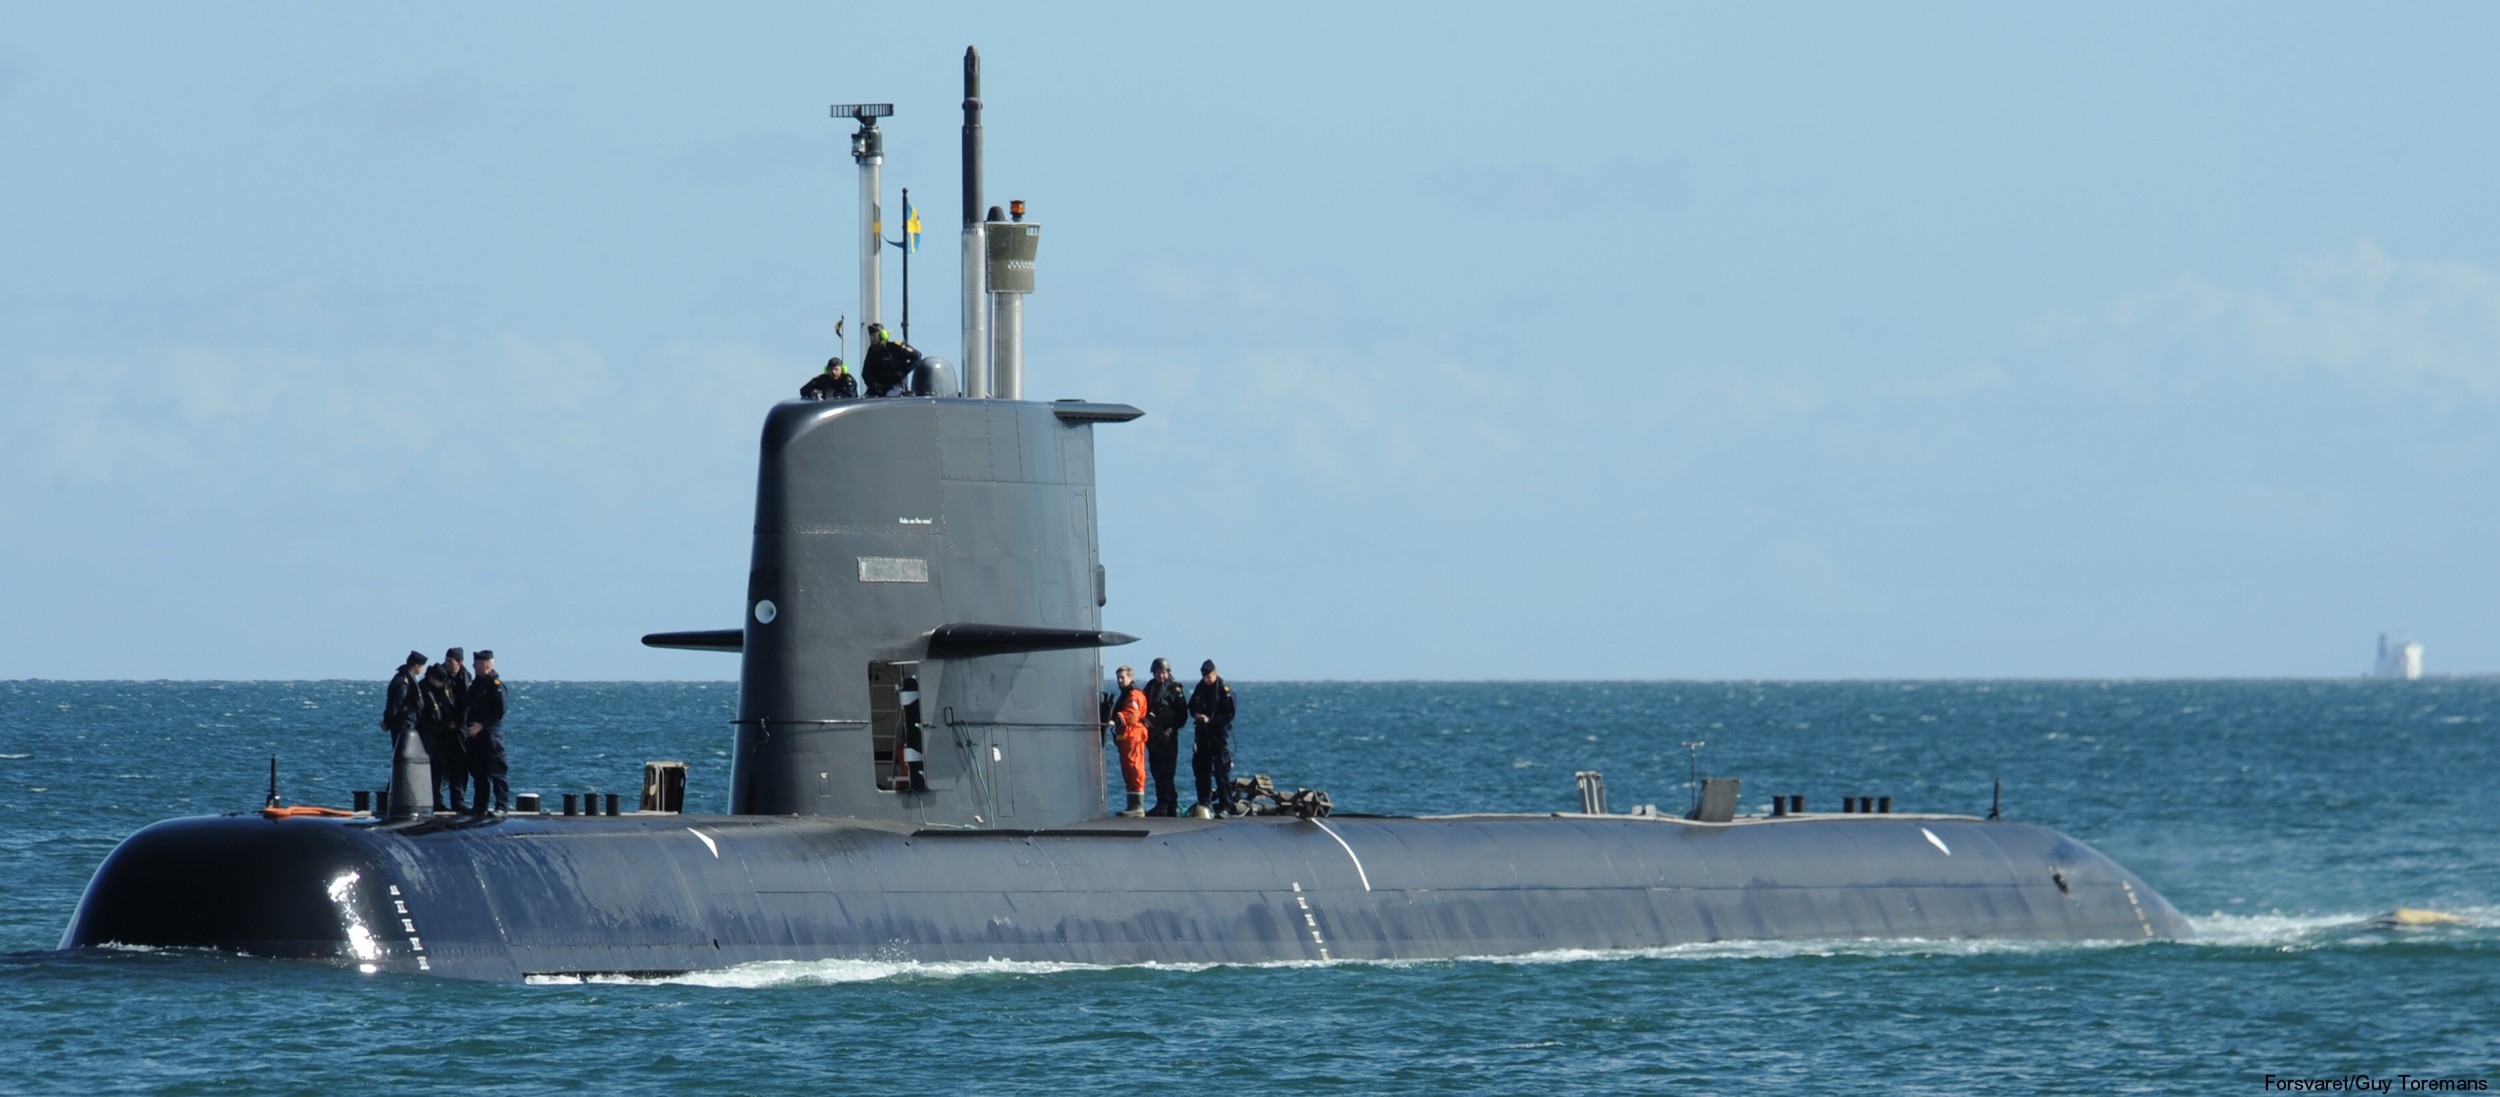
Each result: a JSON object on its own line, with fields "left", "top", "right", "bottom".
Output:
{"left": 2092, "top": 240, "right": 2500, "bottom": 400}
{"left": 4, "top": 335, "right": 660, "bottom": 500}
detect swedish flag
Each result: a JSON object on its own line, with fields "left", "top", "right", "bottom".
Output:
{"left": 905, "top": 199, "right": 922, "bottom": 254}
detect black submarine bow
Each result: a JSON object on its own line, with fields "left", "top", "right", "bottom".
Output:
{"left": 59, "top": 46, "right": 2191, "bottom": 981}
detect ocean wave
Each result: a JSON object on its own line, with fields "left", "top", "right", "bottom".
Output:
{"left": 1443, "top": 936, "right": 2142, "bottom": 965}
{"left": 532, "top": 955, "right": 1245, "bottom": 988}
{"left": 533, "top": 910, "right": 2500, "bottom": 989}
{"left": 554, "top": 936, "right": 2145, "bottom": 988}
{"left": 2184, "top": 907, "right": 2495, "bottom": 948}
{"left": 87, "top": 941, "right": 170, "bottom": 954}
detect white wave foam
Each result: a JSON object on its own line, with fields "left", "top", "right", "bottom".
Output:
{"left": 528, "top": 955, "right": 1246, "bottom": 989}
{"left": 1438, "top": 935, "right": 2140, "bottom": 966}
{"left": 2184, "top": 907, "right": 2494, "bottom": 948}
{"left": 2183, "top": 910, "right": 2372, "bottom": 947}
{"left": 532, "top": 936, "right": 2150, "bottom": 988}
{"left": 676, "top": 957, "right": 1116, "bottom": 987}
{"left": 517, "top": 909, "right": 2500, "bottom": 989}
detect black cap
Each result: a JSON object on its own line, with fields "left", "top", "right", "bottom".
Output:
{"left": 1200, "top": 659, "right": 1217, "bottom": 673}
{"left": 445, "top": 647, "right": 464, "bottom": 662}
{"left": 476, "top": 650, "right": 495, "bottom": 662}
{"left": 824, "top": 356, "right": 842, "bottom": 372}
{"left": 405, "top": 651, "right": 428, "bottom": 668}
{"left": 1150, "top": 657, "right": 1170, "bottom": 673}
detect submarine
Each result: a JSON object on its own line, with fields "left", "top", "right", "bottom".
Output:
{"left": 61, "top": 49, "right": 2190, "bottom": 981}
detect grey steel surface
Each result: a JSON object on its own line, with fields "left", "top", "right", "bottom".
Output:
{"left": 985, "top": 222, "right": 1039, "bottom": 293}
{"left": 986, "top": 221, "right": 1036, "bottom": 399}
{"left": 66, "top": 809, "right": 2188, "bottom": 981}
{"left": 991, "top": 291, "right": 1023, "bottom": 400}
{"left": 961, "top": 228, "right": 988, "bottom": 398}
{"left": 733, "top": 398, "right": 1117, "bottom": 828}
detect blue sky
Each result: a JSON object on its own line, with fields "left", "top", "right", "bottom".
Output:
{"left": 3, "top": 4, "right": 2493, "bottom": 680}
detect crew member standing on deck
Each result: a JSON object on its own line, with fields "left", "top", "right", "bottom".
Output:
{"left": 380, "top": 651, "right": 426, "bottom": 780}
{"left": 417, "top": 662, "right": 462, "bottom": 813}
{"left": 463, "top": 650, "right": 510, "bottom": 815}
{"left": 1190, "top": 659, "right": 1236, "bottom": 814}
{"left": 1143, "top": 658, "right": 1189, "bottom": 817}
{"left": 1111, "top": 665, "right": 1149, "bottom": 818}
{"left": 440, "top": 647, "right": 473, "bottom": 806}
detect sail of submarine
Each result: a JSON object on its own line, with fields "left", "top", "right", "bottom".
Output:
{"left": 60, "top": 48, "right": 2190, "bottom": 980}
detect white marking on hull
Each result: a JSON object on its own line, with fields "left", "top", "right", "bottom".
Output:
{"left": 2121, "top": 879, "right": 2154, "bottom": 938}
{"left": 1920, "top": 827, "right": 1952, "bottom": 856}
{"left": 688, "top": 828, "right": 720, "bottom": 858}
{"left": 1310, "top": 820, "right": 1373, "bottom": 892}
{"left": 1290, "top": 881, "right": 1329, "bottom": 960}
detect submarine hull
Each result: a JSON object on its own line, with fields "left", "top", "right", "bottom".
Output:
{"left": 65, "top": 810, "right": 2188, "bottom": 981}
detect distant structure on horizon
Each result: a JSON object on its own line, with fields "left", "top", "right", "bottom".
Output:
{"left": 2373, "top": 632, "right": 2424, "bottom": 680}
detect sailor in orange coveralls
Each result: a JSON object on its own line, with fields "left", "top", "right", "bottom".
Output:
{"left": 1112, "top": 665, "right": 1150, "bottom": 817}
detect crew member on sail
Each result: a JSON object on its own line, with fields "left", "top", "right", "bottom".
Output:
{"left": 801, "top": 357, "right": 858, "bottom": 400}
{"left": 861, "top": 323, "right": 922, "bottom": 398}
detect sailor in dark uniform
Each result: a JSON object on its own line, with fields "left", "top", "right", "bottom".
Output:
{"left": 379, "top": 651, "right": 426, "bottom": 785}
{"left": 416, "top": 663, "right": 457, "bottom": 812}
{"left": 463, "top": 650, "right": 510, "bottom": 815}
{"left": 1143, "top": 657, "right": 1190, "bottom": 816}
{"left": 442, "top": 647, "right": 473, "bottom": 709}
{"left": 420, "top": 654, "right": 470, "bottom": 814}
{"left": 861, "top": 323, "right": 921, "bottom": 398}
{"left": 1189, "top": 659, "right": 1236, "bottom": 813}
{"left": 801, "top": 357, "right": 858, "bottom": 400}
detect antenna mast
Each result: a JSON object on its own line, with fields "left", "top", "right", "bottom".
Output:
{"left": 960, "top": 48, "right": 990, "bottom": 398}
{"left": 832, "top": 102, "right": 894, "bottom": 339}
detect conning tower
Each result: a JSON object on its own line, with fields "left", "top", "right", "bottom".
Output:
{"left": 726, "top": 397, "right": 1136, "bottom": 827}
{"left": 648, "top": 52, "right": 1131, "bottom": 829}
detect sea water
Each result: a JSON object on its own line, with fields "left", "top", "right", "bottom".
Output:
{"left": 1, "top": 679, "right": 2493, "bottom": 1094}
